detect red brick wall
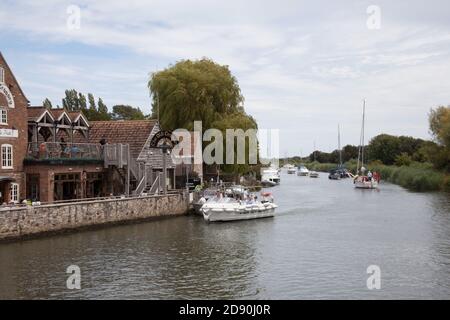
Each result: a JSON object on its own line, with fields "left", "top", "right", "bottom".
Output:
{"left": 0, "top": 54, "right": 29, "bottom": 201}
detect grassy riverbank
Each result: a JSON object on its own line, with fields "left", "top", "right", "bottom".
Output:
{"left": 304, "top": 161, "right": 449, "bottom": 192}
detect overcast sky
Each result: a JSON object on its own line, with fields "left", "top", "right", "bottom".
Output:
{"left": 1, "top": 0, "right": 450, "bottom": 156}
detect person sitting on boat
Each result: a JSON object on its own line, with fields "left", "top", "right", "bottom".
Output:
{"left": 198, "top": 196, "right": 206, "bottom": 205}
{"left": 367, "top": 170, "right": 373, "bottom": 181}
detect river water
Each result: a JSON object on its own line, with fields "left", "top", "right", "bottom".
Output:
{"left": 1, "top": 172, "right": 449, "bottom": 299}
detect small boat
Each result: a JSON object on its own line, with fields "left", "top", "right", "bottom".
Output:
{"left": 297, "top": 165, "right": 309, "bottom": 176}
{"left": 354, "top": 174, "right": 379, "bottom": 189}
{"left": 309, "top": 171, "right": 319, "bottom": 178}
{"left": 328, "top": 170, "right": 341, "bottom": 180}
{"left": 261, "top": 165, "right": 281, "bottom": 186}
{"left": 287, "top": 167, "right": 297, "bottom": 174}
{"left": 353, "top": 100, "right": 379, "bottom": 189}
{"left": 201, "top": 191, "right": 277, "bottom": 222}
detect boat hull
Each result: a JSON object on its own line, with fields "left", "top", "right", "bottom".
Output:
{"left": 203, "top": 209, "right": 275, "bottom": 222}
{"left": 202, "top": 203, "right": 277, "bottom": 222}
{"left": 354, "top": 180, "right": 378, "bottom": 189}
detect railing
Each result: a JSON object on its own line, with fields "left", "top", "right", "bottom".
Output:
{"left": 27, "top": 142, "right": 103, "bottom": 160}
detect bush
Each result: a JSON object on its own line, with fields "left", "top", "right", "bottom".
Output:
{"left": 395, "top": 153, "right": 412, "bottom": 166}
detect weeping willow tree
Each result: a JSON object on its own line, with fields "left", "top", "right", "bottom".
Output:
{"left": 148, "top": 58, "right": 259, "bottom": 176}
{"left": 148, "top": 58, "right": 246, "bottom": 131}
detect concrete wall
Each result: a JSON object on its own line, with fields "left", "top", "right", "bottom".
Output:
{"left": 0, "top": 192, "right": 189, "bottom": 241}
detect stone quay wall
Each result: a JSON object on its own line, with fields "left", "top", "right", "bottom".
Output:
{"left": 0, "top": 192, "right": 189, "bottom": 242}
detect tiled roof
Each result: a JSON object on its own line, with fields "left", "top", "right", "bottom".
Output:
{"left": 88, "top": 120, "right": 157, "bottom": 159}
{"left": 27, "top": 106, "right": 50, "bottom": 121}
{"left": 27, "top": 107, "right": 87, "bottom": 125}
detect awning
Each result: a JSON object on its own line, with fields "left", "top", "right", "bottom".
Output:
{"left": 0, "top": 176, "right": 15, "bottom": 182}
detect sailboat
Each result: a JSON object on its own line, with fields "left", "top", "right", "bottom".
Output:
{"left": 353, "top": 100, "right": 379, "bottom": 189}
{"left": 329, "top": 124, "right": 350, "bottom": 180}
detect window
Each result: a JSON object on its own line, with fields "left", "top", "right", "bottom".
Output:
{"left": 0, "top": 108, "right": 7, "bottom": 125}
{"left": 0, "top": 67, "right": 4, "bottom": 83}
{"left": 1, "top": 144, "right": 13, "bottom": 169}
{"left": 10, "top": 183, "right": 19, "bottom": 203}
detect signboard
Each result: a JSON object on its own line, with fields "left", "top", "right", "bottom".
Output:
{"left": 0, "top": 129, "right": 18, "bottom": 138}
{"left": 0, "top": 83, "right": 15, "bottom": 109}
{"left": 149, "top": 130, "right": 178, "bottom": 148}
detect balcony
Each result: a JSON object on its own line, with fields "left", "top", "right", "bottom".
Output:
{"left": 26, "top": 142, "right": 104, "bottom": 164}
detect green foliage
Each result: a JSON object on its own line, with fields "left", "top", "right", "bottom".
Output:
{"left": 211, "top": 112, "right": 258, "bottom": 175}
{"left": 394, "top": 153, "right": 412, "bottom": 166}
{"left": 51, "top": 89, "right": 112, "bottom": 121}
{"left": 369, "top": 162, "right": 445, "bottom": 192}
{"left": 366, "top": 134, "right": 424, "bottom": 165}
{"left": 429, "top": 106, "right": 450, "bottom": 147}
{"left": 111, "top": 105, "right": 145, "bottom": 120}
{"left": 42, "top": 98, "right": 53, "bottom": 109}
{"left": 148, "top": 58, "right": 244, "bottom": 131}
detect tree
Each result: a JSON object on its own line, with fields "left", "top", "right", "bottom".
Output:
{"left": 426, "top": 106, "right": 450, "bottom": 171}
{"left": 96, "top": 98, "right": 111, "bottom": 121}
{"left": 62, "top": 89, "right": 80, "bottom": 111}
{"left": 148, "top": 58, "right": 244, "bottom": 131}
{"left": 211, "top": 111, "right": 258, "bottom": 175}
{"left": 429, "top": 106, "right": 450, "bottom": 147}
{"left": 111, "top": 105, "right": 145, "bottom": 120}
{"left": 78, "top": 93, "right": 87, "bottom": 110}
{"left": 43, "top": 98, "right": 53, "bottom": 109}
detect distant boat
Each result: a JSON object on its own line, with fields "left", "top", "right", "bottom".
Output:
{"left": 287, "top": 166, "right": 297, "bottom": 174}
{"left": 261, "top": 165, "right": 281, "bottom": 186}
{"left": 353, "top": 100, "right": 379, "bottom": 189}
{"left": 297, "top": 164, "right": 309, "bottom": 176}
{"left": 309, "top": 171, "right": 319, "bottom": 178}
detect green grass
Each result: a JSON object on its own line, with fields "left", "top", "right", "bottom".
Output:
{"left": 306, "top": 162, "right": 338, "bottom": 172}
{"left": 367, "top": 162, "right": 446, "bottom": 192}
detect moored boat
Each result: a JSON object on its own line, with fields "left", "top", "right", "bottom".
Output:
{"left": 353, "top": 100, "right": 380, "bottom": 190}
{"left": 297, "top": 165, "right": 309, "bottom": 176}
{"left": 261, "top": 165, "right": 281, "bottom": 186}
{"left": 309, "top": 171, "right": 319, "bottom": 178}
{"left": 201, "top": 191, "right": 277, "bottom": 222}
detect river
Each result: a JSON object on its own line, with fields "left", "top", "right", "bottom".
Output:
{"left": 1, "top": 171, "right": 449, "bottom": 299}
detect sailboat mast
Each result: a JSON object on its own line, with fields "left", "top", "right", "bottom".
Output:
{"left": 338, "top": 124, "right": 342, "bottom": 167}
{"left": 361, "top": 99, "right": 366, "bottom": 169}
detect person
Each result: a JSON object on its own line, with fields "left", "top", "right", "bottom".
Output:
{"left": 60, "top": 137, "right": 67, "bottom": 154}
{"left": 367, "top": 170, "right": 373, "bottom": 181}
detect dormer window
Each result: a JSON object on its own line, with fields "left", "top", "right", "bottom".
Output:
{"left": 0, "top": 67, "right": 4, "bottom": 83}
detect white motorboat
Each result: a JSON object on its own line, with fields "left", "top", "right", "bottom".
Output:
{"left": 201, "top": 192, "right": 277, "bottom": 222}
{"left": 297, "top": 165, "right": 309, "bottom": 176}
{"left": 287, "top": 167, "right": 297, "bottom": 174}
{"left": 261, "top": 165, "right": 281, "bottom": 186}
{"left": 193, "top": 187, "right": 220, "bottom": 215}
{"left": 309, "top": 171, "right": 319, "bottom": 178}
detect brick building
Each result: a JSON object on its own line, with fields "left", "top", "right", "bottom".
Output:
{"left": 0, "top": 51, "right": 196, "bottom": 204}
{"left": 0, "top": 52, "right": 29, "bottom": 203}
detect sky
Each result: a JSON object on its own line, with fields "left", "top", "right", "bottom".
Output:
{"left": 1, "top": 0, "right": 450, "bottom": 156}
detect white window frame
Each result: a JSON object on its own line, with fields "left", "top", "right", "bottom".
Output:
{"left": 1, "top": 144, "right": 13, "bottom": 169}
{"left": 10, "top": 183, "right": 19, "bottom": 203}
{"left": 0, "top": 66, "right": 4, "bottom": 83}
{"left": 0, "top": 108, "right": 7, "bottom": 125}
